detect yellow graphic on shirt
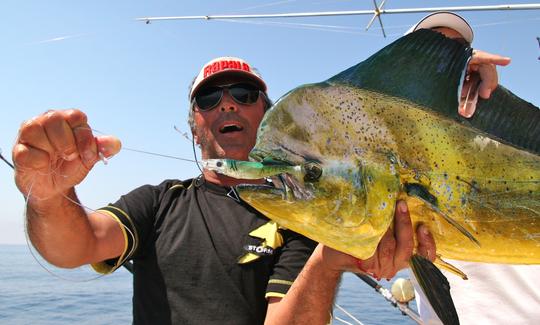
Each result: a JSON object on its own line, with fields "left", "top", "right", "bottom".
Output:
{"left": 238, "top": 221, "right": 284, "bottom": 264}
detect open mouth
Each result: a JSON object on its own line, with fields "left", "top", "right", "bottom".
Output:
{"left": 219, "top": 123, "right": 244, "bottom": 133}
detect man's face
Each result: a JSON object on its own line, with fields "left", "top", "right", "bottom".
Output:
{"left": 191, "top": 75, "right": 266, "bottom": 161}
{"left": 432, "top": 27, "right": 468, "bottom": 44}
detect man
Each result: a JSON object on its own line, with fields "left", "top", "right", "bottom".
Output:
{"left": 408, "top": 11, "right": 540, "bottom": 324}
{"left": 13, "top": 56, "right": 434, "bottom": 324}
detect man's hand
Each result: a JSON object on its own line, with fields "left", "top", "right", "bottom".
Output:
{"left": 460, "top": 50, "right": 511, "bottom": 118}
{"left": 316, "top": 200, "right": 436, "bottom": 280}
{"left": 13, "top": 109, "right": 121, "bottom": 203}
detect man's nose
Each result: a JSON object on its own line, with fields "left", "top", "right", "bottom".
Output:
{"left": 219, "top": 92, "right": 238, "bottom": 112}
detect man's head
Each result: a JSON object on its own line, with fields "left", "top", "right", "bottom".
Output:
{"left": 407, "top": 11, "right": 473, "bottom": 45}
{"left": 188, "top": 57, "right": 271, "bottom": 161}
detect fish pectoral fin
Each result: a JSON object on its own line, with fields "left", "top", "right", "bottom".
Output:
{"left": 410, "top": 254, "right": 460, "bottom": 325}
{"left": 434, "top": 256, "right": 468, "bottom": 280}
{"left": 405, "top": 183, "right": 480, "bottom": 247}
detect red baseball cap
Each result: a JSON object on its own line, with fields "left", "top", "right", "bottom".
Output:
{"left": 189, "top": 56, "right": 267, "bottom": 100}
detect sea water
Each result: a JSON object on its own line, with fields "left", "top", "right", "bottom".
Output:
{"left": 0, "top": 245, "right": 417, "bottom": 325}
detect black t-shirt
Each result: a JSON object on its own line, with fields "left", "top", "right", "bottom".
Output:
{"left": 92, "top": 177, "right": 316, "bottom": 325}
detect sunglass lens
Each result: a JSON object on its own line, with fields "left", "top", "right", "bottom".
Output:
{"left": 229, "top": 84, "right": 260, "bottom": 104}
{"left": 195, "top": 87, "right": 222, "bottom": 111}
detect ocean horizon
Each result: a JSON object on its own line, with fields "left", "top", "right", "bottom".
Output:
{"left": 0, "top": 244, "right": 417, "bottom": 324}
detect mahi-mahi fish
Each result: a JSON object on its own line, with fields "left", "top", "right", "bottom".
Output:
{"left": 203, "top": 30, "right": 540, "bottom": 325}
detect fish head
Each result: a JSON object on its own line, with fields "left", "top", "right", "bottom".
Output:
{"left": 237, "top": 83, "right": 401, "bottom": 259}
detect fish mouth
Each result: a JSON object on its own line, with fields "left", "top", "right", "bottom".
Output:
{"left": 237, "top": 173, "right": 314, "bottom": 201}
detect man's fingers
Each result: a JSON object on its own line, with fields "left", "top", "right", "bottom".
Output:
{"left": 393, "top": 201, "right": 414, "bottom": 270}
{"left": 416, "top": 224, "right": 436, "bottom": 262}
{"left": 73, "top": 125, "right": 99, "bottom": 167}
{"left": 375, "top": 226, "right": 397, "bottom": 279}
{"left": 42, "top": 111, "right": 79, "bottom": 161}
{"left": 63, "top": 109, "right": 88, "bottom": 129}
{"left": 476, "top": 65, "right": 499, "bottom": 99}
{"left": 470, "top": 50, "right": 511, "bottom": 66}
{"left": 12, "top": 143, "right": 51, "bottom": 171}
{"left": 17, "top": 119, "right": 55, "bottom": 155}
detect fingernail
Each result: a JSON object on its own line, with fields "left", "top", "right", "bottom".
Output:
{"left": 83, "top": 151, "right": 95, "bottom": 162}
{"left": 398, "top": 201, "right": 408, "bottom": 214}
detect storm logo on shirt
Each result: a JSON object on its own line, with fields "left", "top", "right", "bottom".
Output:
{"left": 238, "top": 221, "right": 284, "bottom": 264}
{"left": 243, "top": 244, "right": 275, "bottom": 256}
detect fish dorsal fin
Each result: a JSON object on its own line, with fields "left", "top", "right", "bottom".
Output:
{"left": 328, "top": 29, "right": 540, "bottom": 155}
{"left": 465, "top": 86, "right": 540, "bottom": 155}
{"left": 328, "top": 29, "right": 471, "bottom": 117}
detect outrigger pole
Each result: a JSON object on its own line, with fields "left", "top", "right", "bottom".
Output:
{"left": 136, "top": 3, "right": 540, "bottom": 37}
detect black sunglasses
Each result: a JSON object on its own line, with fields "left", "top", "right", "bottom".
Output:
{"left": 193, "top": 83, "right": 261, "bottom": 111}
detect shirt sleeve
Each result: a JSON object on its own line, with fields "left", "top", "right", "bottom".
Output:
{"left": 91, "top": 179, "right": 181, "bottom": 274}
{"left": 265, "top": 229, "right": 317, "bottom": 298}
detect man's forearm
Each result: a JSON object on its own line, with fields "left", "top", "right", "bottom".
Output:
{"left": 26, "top": 187, "right": 97, "bottom": 268}
{"left": 265, "top": 245, "right": 342, "bottom": 325}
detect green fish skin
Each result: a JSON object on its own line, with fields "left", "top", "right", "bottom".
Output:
{"left": 237, "top": 29, "right": 540, "bottom": 265}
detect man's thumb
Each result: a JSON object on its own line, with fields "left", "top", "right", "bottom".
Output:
{"left": 96, "top": 135, "right": 122, "bottom": 158}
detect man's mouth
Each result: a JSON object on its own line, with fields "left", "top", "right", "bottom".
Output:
{"left": 219, "top": 123, "right": 244, "bottom": 134}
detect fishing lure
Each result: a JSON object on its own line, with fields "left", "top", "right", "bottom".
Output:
{"left": 201, "top": 159, "right": 303, "bottom": 180}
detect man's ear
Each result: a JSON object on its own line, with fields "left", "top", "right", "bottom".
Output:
{"left": 191, "top": 127, "right": 201, "bottom": 145}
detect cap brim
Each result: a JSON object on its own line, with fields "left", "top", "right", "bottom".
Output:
{"left": 409, "top": 12, "right": 473, "bottom": 44}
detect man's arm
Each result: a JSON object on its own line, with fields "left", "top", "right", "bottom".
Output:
{"left": 265, "top": 201, "right": 435, "bottom": 325}
{"left": 13, "top": 109, "right": 124, "bottom": 268}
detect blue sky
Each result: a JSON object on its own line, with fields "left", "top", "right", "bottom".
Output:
{"left": 1, "top": 0, "right": 539, "bottom": 244}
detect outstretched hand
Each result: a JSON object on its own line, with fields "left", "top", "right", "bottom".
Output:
{"left": 13, "top": 109, "right": 121, "bottom": 202}
{"left": 460, "top": 50, "right": 511, "bottom": 118}
{"left": 316, "top": 200, "right": 436, "bottom": 280}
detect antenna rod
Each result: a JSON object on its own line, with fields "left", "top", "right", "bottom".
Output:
{"left": 136, "top": 4, "right": 540, "bottom": 22}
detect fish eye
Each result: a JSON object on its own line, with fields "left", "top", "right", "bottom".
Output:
{"left": 303, "top": 162, "right": 322, "bottom": 182}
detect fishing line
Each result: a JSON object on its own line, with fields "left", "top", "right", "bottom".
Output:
{"left": 173, "top": 125, "right": 204, "bottom": 175}
{"left": 22, "top": 159, "right": 137, "bottom": 282}
{"left": 230, "top": 0, "right": 299, "bottom": 12}
{"left": 90, "top": 127, "right": 200, "bottom": 165}
{"left": 216, "top": 18, "right": 378, "bottom": 36}
{"left": 172, "top": 124, "right": 205, "bottom": 175}
{"left": 333, "top": 316, "right": 355, "bottom": 325}
{"left": 333, "top": 303, "right": 365, "bottom": 325}
{"left": 471, "top": 16, "right": 540, "bottom": 28}
{"left": 21, "top": 123, "right": 201, "bottom": 282}
{"left": 0, "top": 148, "right": 14, "bottom": 169}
